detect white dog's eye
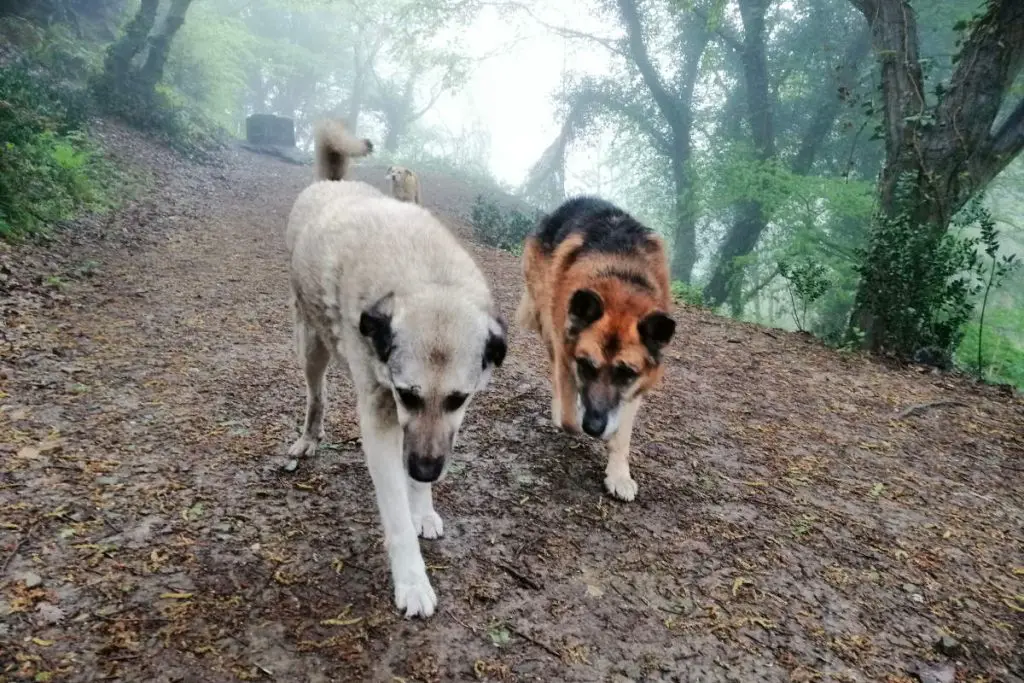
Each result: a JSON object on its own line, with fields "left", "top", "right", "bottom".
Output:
{"left": 442, "top": 392, "right": 468, "bottom": 412}
{"left": 396, "top": 388, "right": 424, "bottom": 411}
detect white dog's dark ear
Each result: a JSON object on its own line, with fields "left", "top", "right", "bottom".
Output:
{"left": 359, "top": 293, "right": 395, "bottom": 362}
{"left": 483, "top": 316, "right": 507, "bottom": 369}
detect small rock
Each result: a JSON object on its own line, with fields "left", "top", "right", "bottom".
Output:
{"left": 902, "top": 582, "right": 920, "bottom": 593}
{"left": 934, "top": 634, "right": 965, "bottom": 658}
{"left": 910, "top": 661, "right": 956, "bottom": 683}
{"left": 23, "top": 572, "right": 42, "bottom": 588}
{"left": 282, "top": 459, "right": 299, "bottom": 473}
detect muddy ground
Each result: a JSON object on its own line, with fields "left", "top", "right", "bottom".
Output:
{"left": 1, "top": 122, "right": 1022, "bottom": 683}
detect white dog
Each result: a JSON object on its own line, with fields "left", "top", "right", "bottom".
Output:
{"left": 386, "top": 165, "right": 422, "bottom": 204}
{"left": 285, "top": 120, "right": 506, "bottom": 618}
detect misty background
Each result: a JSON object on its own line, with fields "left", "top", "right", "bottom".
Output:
{"left": 1, "top": 0, "right": 1022, "bottom": 388}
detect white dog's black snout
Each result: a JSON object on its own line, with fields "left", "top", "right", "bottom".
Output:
{"left": 406, "top": 453, "right": 445, "bottom": 483}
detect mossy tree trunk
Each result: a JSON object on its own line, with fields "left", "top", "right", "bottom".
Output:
{"left": 847, "top": 0, "right": 1024, "bottom": 355}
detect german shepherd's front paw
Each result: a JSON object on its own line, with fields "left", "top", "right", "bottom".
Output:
{"left": 394, "top": 573, "right": 438, "bottom": 619}
{"left": 413, "top": 511, "right": 444, "bottom": 540}
{"left": 551, "top": 397, "right": 581, "bottom": 433}
{"left": 604, "top": 472, "right": 638, "bottom": 502}
{"left": 287, "top": 434, "right": 320, "bottom": 457}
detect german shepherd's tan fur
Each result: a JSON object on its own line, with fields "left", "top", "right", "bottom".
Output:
{"left": 516, "top": 197, "right": 676, "bottom": 501}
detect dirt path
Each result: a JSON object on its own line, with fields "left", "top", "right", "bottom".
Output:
{"left": 2, "top": 127, "right": 1023, "bottom": 683}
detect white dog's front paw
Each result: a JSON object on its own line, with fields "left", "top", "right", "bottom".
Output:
{"left": 413, "top": 511, "right": 444, "bottom": 540}
{"left": 605, "top": 472, "right": 638, "bottom": 501}
{"left": 394, "top": 573, "right": 437, "bottom": 618}
{"left": 288, "top": 434, "right": 320, "bottom": 457}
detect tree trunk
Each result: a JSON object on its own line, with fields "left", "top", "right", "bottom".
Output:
{"left": 669, "top": 156, "right": 697, "bottom": 282}
{"left": 100, "top": 0, "right": 159, "bottom": 84}
{"left": 346, "top": 45, "right": 368, "bottom": 132}
{"left": 138, "top": 0, "right": 193, "bottom": 91}
{"left": 703, "top": 0, "right": 774, "bottom": 306}
{"left": 848, "top": 0, "right": 1024, "bottom": 354}
{"left": 704, "top": 18, "right": 870, "bottom": 307}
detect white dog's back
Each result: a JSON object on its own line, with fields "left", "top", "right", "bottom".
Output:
{"left": 287, "top": 180, "right": 491, "bottom": 330}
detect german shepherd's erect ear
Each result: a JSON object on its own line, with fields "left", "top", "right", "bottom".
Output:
{"left": 359, "top": 293, "right": 395, "bottom": 362}
{"left": 568, "top": 289, "right": 603, "bottom": 334}
{"left": 637, "top": 311, "right": 676, "bottom": 358}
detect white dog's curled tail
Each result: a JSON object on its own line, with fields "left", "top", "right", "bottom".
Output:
{"left": 313, "top": 120, "right": 374, "bottom": 181}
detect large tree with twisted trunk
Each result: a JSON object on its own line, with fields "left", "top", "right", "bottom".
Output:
{"left": 848, "top": 0, "right": 1024, "bottom": 353}
{"left": 93, "top": 0, "right": 195, "bottom": 123}
{"left": 522, "top": 0, "right": 711, "bottom": 282}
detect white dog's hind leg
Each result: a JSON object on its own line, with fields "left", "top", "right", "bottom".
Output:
{"left": 408, "top": 480, "right": 443, "bottom": 539}
{"left": 358, "top": 398, "right": 437, "bottom": 618}
{"left": 604, "top": 398, "right": 641, "bottom": 501}
{"left": 289, "top": 320, "right": 330, "bottom": 457}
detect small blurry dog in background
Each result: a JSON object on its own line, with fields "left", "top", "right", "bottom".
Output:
{"left": 386, "top": 165, "right": 422, "bottom": 204}
{"left": 516, "top": 196, "right": 676, "bottom": 502}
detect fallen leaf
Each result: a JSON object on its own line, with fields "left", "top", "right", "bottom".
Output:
{"left": 160, "top": 592, "right": 193, "bottom": 600}
{"left": 732, "top": 577, "right": 754, "bottom": 597}
{"left": 31, "top": 638, "right": 55, "bottom": 647}
{"left": 320, "top": 617, "right": 362, "bottom": 626}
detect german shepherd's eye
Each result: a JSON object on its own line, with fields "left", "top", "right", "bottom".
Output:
{"left": 612, "top": 364, "right": 638, "bottom": 385}
{"left": 442, "top": 392, "right": 468, "bottom": 412}
{"left": 576, "top": 357, "right": 599, "bottom": 381}
{"left": 396, "top": 388, "right": 424, "bottom": 411}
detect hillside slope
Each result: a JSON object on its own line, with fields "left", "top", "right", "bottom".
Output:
{"left": 1, "top": 125, "right": 1022, "bottom": 683}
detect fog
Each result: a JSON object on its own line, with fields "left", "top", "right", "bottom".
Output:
{"left": 1, "top": 0, "right": 1022, "bottom": 383}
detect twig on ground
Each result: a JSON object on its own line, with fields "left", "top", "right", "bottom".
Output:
{"left": 1, "top": 522, "right": 37, "bottom": 575}
{"left": 445, "top": 609, "right": 479, "bottom": 633}
{"left": 492, "top": 560, "right": 543, "bottom": 590}
{"left": 896, "top": 400, "right": 968, "bottom": 420}
{"left": 509, "top": 626, "right": 562, "bottom": 659}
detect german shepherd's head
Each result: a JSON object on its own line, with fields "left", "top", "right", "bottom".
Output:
{"left": 359, "top": 291, "right": 507, "bottom": 483}
{"left": 564, "top": 280, "right": 675, "bottom": 440}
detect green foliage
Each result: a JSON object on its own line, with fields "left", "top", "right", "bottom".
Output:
{"left": 957, "top": 309, "right": 1024, "bottom": 389}
{"left": 470, "top": 195, "right": 540, "bottom": 253}
{"left": 0, "top": 60, "right": 120, "bottom": 240}
{"left": 969, "top": 197, "right": 1019, "bottom": 376}
{"left": 853, "top": 177, "right": 982, "bottom": 358}
{"left": 778, "top": 259, "right": 831, "bottom": 332}
{"left": 671, "top": 281, "right": 706, "bottom": 308}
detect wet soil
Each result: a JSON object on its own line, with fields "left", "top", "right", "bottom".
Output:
{"left": 1, "top": 121, "right": 1022, "bottom": 683}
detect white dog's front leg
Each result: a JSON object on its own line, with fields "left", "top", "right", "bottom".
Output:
{"left": 358, "top": 401, "right": 437, "bottom": 619}
{"left": 408, "top": 480, "right": 444, "bottom": 540}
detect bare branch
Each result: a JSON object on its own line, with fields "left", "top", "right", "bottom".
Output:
{"left": 617, "top": 0, "right": 683, "bottom": 131}
{"left": 483, "top": 1, "right": 627, "bottom": 57}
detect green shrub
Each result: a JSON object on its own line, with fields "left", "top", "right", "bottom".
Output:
{"left": 0, "top": 60, "right": 120, "bottom": 241}
{"left": 470, "top": 195, "right": 541, "bottom": 252}
{"left": 853, "top": 177, "right": 981, "bottom": 357}
{"left": 671, "top": 281, "right": 706, "bottom": 307}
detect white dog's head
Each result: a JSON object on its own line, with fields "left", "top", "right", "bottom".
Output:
{"left": 358, "top": 291, "right": 506, "bottom": 482}
{"left": 386, "top": 165, "right": 408, "bottom": 181}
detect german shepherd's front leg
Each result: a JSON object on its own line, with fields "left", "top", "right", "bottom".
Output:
{"left": 358, "top": 394, "right": 437, "bottom": 618}
{"left": 604, "top": 398, "right": 641, "bottom": 501}
{"left": 551, "top": 351, "right": 581, "bottom": 433}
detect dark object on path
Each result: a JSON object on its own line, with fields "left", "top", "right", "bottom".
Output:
{"left": 246, "top": 114, "right": 295, "bottom": 147}
{"left": 241, "top": 114, "right": 309, "bottom": 165}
